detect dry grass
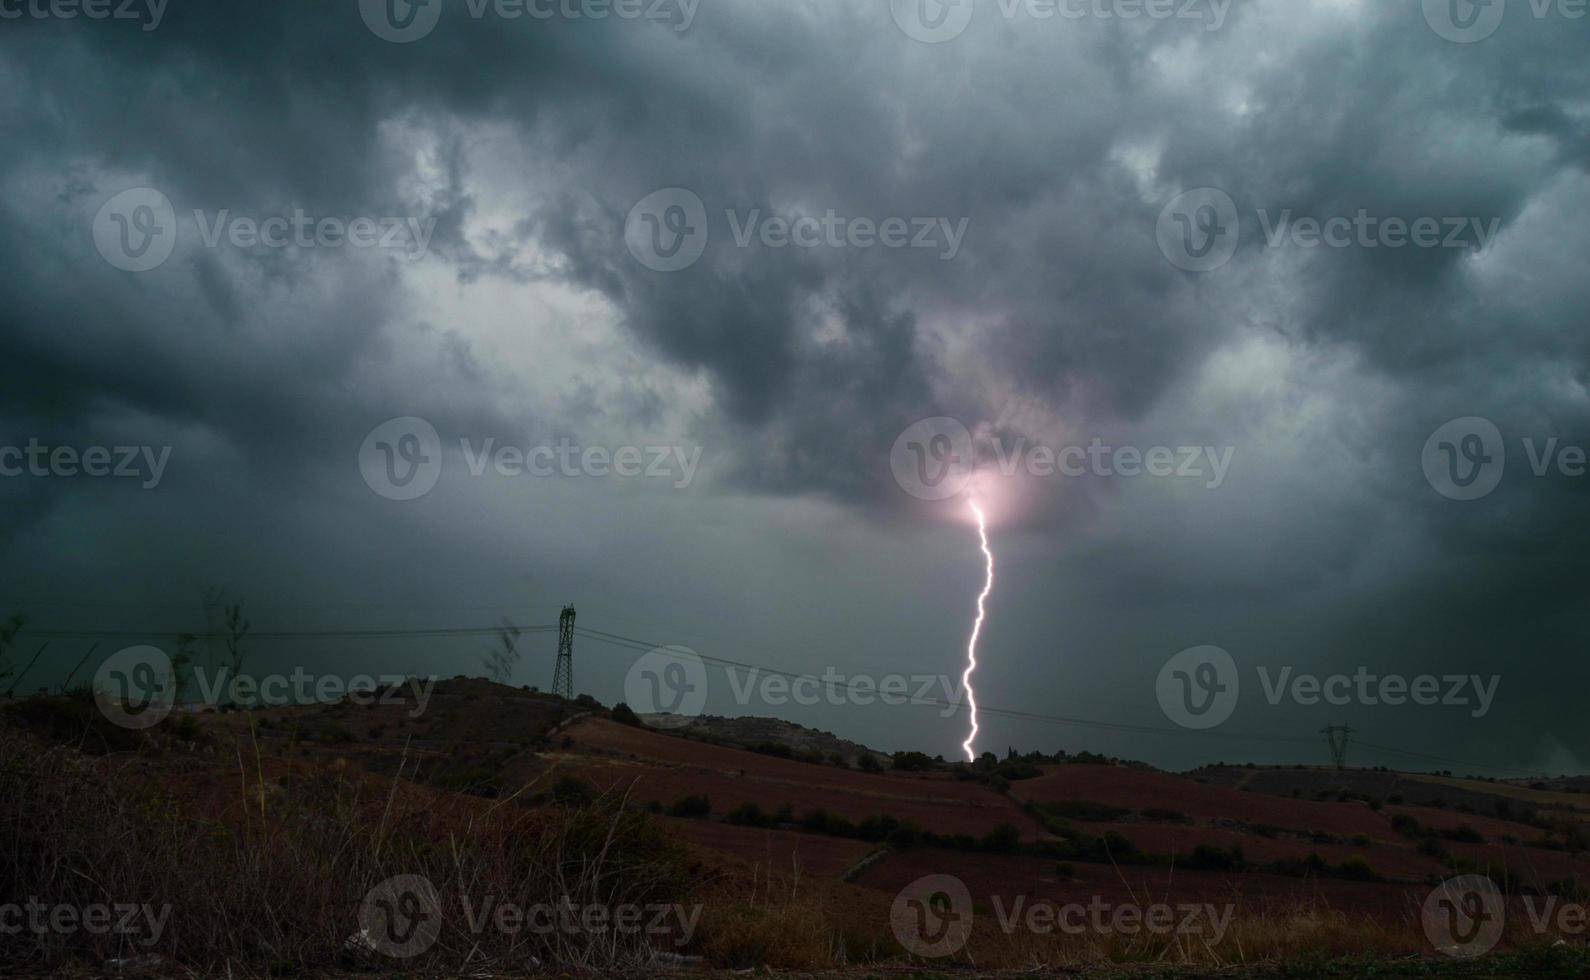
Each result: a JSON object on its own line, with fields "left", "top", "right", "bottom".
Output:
{"left": 0, "top": 724, "right": 699, "bottom": 974}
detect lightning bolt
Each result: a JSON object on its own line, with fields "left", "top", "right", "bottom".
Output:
{"left": 962, "top": 498, "right": 994, "bottom": 762}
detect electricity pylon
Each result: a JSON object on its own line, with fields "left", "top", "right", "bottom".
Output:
{"left": 1321, "top": 725, "right": 1355, "bottom": 771}
{"left": 552, "top": 604, "right": 575, "bottom": 700}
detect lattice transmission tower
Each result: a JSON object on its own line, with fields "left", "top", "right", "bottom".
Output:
{"left": 1321, "top": 725, "right": 1355, "bottom": 771}
{"left": 552, "top": 604, "right": 576, "bottom": 700}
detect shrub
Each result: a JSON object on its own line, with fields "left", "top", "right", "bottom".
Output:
{"left": 610, "top": 702, "right": 642, "bottom": 727}
{"left": 1043, "top": 800, "right": 1131, "bottom": 822}
{"left": 548, "top": 775, "right": 594, "bottom": 804}
{"left": 727, "top": 801, "right": 773, "bottom": 827}
{"left": 1339, "top": 855, "right": 1382, "bottom": 882}
{"left": 667, "top": 794, "right": 711, "bottom": 818}
{"left": 981, "top": 823, "right": 1021, "bottom": 853}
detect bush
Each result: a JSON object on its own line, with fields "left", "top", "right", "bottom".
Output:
{"left": 1042, "top": 800, "right": 1131, "bottom": 822}
{"left": 856, "top": 754, "right": 883, "bottom": 773}
{"left": 1339, "top": 855, "right": 1382, "bottom": 882}
{"left": 610, "top": 702, "right": 642, "bottom": 727}
{"left": 981, "top": 823, "right": 1021, "bottom": 853}
{"left": 667, "top": 794, "right": 711, "bottom": 818}
{"left": 726, "top": 801, "right": 773, "bottom": 827}
{"left": 1185, "top": 843, "right": 1245, "bottom": 872}
{"left": 548, "top": 775, "right": 594, "bottom": 805}
{"left": 1417, "top": 837, "right": 1450, "bottom": 860}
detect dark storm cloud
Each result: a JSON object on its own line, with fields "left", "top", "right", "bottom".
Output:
{"left": 1, "top": 0, "right": 1588, "bottom": 769}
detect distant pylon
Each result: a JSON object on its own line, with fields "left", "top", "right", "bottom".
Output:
{"left": 1321, "top": 725, "right": 1355, "bottom": 770}
{"left": 552, "top": 604, "right": 576, "bottom": 700}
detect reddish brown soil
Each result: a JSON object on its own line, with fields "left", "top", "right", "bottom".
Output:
{"left": 558, "top": 718, "right": 1048, "bottom": 840}
{"left": 658, "top": 815, "right": 876, "bottom": 878}
{"left": 1019, "top": 765, "right": 1391, "bottom": 839}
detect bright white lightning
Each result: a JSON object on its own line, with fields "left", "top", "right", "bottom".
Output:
{"left": 962, "top": 499, "right": 995, "bottom": 762}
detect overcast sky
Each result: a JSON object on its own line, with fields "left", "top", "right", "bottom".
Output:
{"left": 1, "top": 0, "right": 1586, "bottom": 773}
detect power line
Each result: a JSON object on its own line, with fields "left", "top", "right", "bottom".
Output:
{"left": 572, "top": 625, "right": 1320, "bottom": 746}
{"left": 571, "top": 625, "right": 1550, "bottom": 778}
{"left": 22, "top": 624, "right": 558, "bottom": 641}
